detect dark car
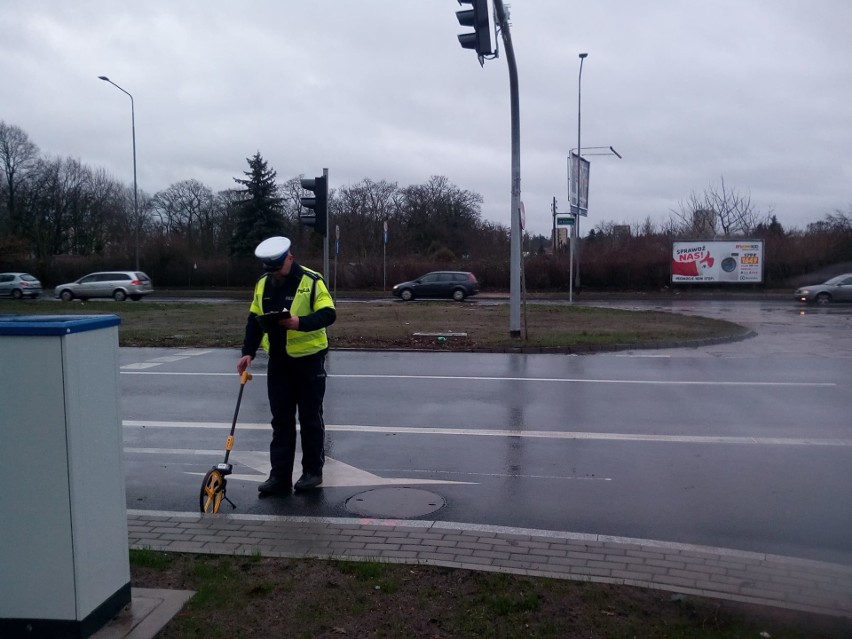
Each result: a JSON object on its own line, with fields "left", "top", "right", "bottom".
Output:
{"left": 392, "top": 271, "right": 479, "bottom": 302}
{"left": 794, "top": 273, "right": 852, "bottom": 305}
{"left": 0, "top": 272, "right": 43, "bottom": 299}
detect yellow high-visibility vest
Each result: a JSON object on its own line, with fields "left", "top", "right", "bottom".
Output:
{"left": 250, "top": 267, "right": 334, "bottom": 357}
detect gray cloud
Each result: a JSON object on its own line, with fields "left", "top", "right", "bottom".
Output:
{"left": 3, "top": 1, "right": 850, "bottom": 238}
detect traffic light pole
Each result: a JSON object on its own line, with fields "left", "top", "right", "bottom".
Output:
{"left": 495, "top": 0, "right": 521, "bottom": 338}
{"left": 322, "top": 167, "right": 329, "bottom": 281}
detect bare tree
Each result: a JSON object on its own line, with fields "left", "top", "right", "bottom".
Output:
{"left": 670, "top": 177, "right": 772, "bottom": 237}
{"left": 0, "top": 121, "right": 39, "bottom": 236}
{"left": 398, "top": 175, "right": 483, "bottom": 257}
{"left": 150, "top": 179, "right": 215, "bottom": 251}
{"left": 334, "top": 178, "right": 399, "bottom": 259}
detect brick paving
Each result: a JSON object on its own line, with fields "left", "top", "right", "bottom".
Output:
{"left": 127, "top": 509, "right": 852, "bottom": 619}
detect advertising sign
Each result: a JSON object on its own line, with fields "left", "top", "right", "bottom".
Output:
{"left": 671, "top": 240, "right": 764, "bottom": 283}
{"left": 567, "top": 152, "right": 590, "bottom": 216}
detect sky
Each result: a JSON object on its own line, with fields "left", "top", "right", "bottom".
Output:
{"left": 3, "top": 1, "right": 851, "bottom": 239}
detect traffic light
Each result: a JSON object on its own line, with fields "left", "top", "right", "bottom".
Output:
{"left": 456, "top": 0, "right": 496, "bottom": 57}
{"left": 299, "top": 175, "right": 328, "bottom": 237}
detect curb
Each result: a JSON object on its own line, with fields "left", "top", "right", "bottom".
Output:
{"left": 128, "top": 510, "right": 852, "bottom": 620}
{"left": 331, "top": 329, "right": 758, "bottom": 355}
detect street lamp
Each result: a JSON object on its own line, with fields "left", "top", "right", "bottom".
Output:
{"left": 575, "top": 53, "right": 588, "bottom": 293}
{"left": 98, "top": 75, "right": 139, "bottom": 270}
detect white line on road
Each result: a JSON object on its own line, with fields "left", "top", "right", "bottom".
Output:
{"left": 331, "top": 374, "right": 836, "bottom": 387}
{"left": 119, "top": 370, "right": 836, "bottom": 387}
{"left": 123, "top": 421, "right": 852, "bottom": 447}
{"left": 124, "top": 448, "right": 474, "bottom": 487}
{"left": 120, "top": 350, "right": 212, "bottom": 370}
{"left": 370, "top": 468, "right": 612, "bottom": 481}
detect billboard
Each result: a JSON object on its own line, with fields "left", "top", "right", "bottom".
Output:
{"left": 671, "top": 240, "right": 764, "bottom": 283}
{"left": 567, "top": 152, "right": 590, "bottom": 216}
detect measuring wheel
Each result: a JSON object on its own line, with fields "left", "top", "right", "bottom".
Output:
{"left": 200, "top": 468, "right": 227, "bottom": 513}
{"left": 199, "top": 370, "right": 252, "bottom": 514}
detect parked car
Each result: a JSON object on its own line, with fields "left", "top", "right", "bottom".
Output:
{"left": 392, "top": 271, "right": 479, "bottom": 302}
{"left": 54, "top": 271, "right": 154, "bottom": 302}
{"left": 0, "top": 272, "right": 43, "bottom": 299}
{"left": 794, "top": 273, "right": 852, "bottom": 304}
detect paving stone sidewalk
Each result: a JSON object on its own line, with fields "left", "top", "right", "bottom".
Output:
{"left": 127, "top": 509, "right": 852, "bottom": 619}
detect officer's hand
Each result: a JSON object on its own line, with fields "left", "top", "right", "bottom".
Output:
{"left": 281, "top": 315, "right": 300, "bottom": 330}
{"left": 237, "top": 355, "right": 253, "bottom": 374}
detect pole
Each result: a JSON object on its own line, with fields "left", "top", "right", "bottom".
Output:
{"left": 98, "top": 76, "right": 139, "bottom": 270}
{"left": 568, "top": 221, "right": 574, "bottom": 303}
{"left": 383, "top": 220, "right": 387, "bottom": 292}
{"left": 576, "top": 53, "right": 587, "bottom": 292}
{"left": 130, "top": 97, "right": 138, "bottom": 271}
{"left": 495, "top": 0, "right": 522, "bottom": 338}
{"left": 322, "top": 167, "right": 329, "bottom": 281}
{"left": 333, "top": 224, "right": 339, "bottom": 299}
{"left": 551, "top": 196, "right": 557, "bottom": 256}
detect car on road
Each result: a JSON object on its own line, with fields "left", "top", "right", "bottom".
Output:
{"left": 794, "top": 273, "right": 852, "bottom": 304}
{"left": 0, "top": 272, "right": 43, "bottom": 299}
{"left": 392, "top": 270, "right": 479, "bottom": 302}
{"left": 54, "top": 271, "right": 154, "bottom": 302}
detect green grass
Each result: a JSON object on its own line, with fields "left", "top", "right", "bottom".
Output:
{"left": 128, "top": 548, "right": 174, "bottom": 570}
{"left": 128, "top": 553, "right": 852, "bottom": 639}
{"left": 0, "top": 296, "right": 747, "bottom": 351}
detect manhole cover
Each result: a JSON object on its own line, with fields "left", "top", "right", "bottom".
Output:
{"left": 345, "top": 487, "right": 445, "bottom": 518}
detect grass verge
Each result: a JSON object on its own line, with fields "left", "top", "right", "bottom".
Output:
{"left": 130, "top": 550, "right": 851, "bottom": 639}
{"left": 0, "top": 297, "right": 745, "bottom": 351}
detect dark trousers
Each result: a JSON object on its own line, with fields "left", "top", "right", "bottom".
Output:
{"left": 266, "top": 352, "right": 327, "bottom": 479}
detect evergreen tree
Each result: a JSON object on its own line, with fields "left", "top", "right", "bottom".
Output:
{"left": 229, "top": 152, "right": 284, "bottom": 255}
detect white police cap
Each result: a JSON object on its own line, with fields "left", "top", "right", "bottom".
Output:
{"left": 255, "top": 236, "right": 291, "bottom": 271}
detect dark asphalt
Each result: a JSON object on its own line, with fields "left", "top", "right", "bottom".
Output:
{"left": 120, "top": 299, "right": 852, "bottom": 566}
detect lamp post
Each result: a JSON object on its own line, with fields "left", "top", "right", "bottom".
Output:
{"left": 575, "top": 53, "right": 588, "bottom": 293}
{"left": 98, "top": 75, "right": 139, "bottom": 270}
{"left": 566, "top": 145, "right": 620, "bottom": 303}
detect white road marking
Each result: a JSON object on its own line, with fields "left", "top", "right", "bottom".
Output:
{"left": 126, "top": 447, "right": 473, "bottom": 487}
{"left": 120, "top": 350, "right": 212, "bottom": 370}
{"left": 119, "top": 369, "right": 836, "bottom": 387}
{"left": 331, "top": 374, "right": 835, "bottom": 387}
{"left": 370, "top": 468, "right": 612, "bottom": 481}
{"left": 123, "top": 420, "right": 852, "bottom": 447}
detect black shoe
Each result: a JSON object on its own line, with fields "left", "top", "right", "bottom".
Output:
{"left": 258, "top": 476, "right": 292, "bottom": 495}
{"left": 294, "top": 473, "right": 323, "bottom": 492}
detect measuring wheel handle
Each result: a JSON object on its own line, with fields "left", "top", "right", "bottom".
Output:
{"left": 199, "top": 370, "right": 253, "bottom": 513}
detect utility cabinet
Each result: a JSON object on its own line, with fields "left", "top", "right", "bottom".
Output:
{"left": 0, "top": 314, "right": 130, "bottom": 639}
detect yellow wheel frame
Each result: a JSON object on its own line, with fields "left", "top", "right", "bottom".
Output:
{"left": 200, "top": 469, "right": 226, "bottom": 513}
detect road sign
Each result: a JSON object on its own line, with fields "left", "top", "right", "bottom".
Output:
{"left": 556, "top": 214, "right": 575, "bottom": 226}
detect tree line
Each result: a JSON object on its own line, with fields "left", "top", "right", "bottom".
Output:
{"left": 2, "top": 120, "right": 850, "bottom": 291}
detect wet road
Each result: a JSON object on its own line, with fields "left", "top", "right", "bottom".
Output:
{"left": 120, "top": 299, "right": 852, "bottom": 564}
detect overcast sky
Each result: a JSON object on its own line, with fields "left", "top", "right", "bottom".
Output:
{"left": 3, "top": 1, "right": 850, "bottom": 238}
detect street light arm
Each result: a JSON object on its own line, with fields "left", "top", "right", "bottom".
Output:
{"left": 98, "top": 75, "right": 133, "bottom": 103}
{"left": 569, "top": 146, "right": 622, "bottom": 157}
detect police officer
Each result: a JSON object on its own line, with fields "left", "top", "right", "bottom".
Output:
{"left": 237, "top": 236, "right": 336, "bottom": 494}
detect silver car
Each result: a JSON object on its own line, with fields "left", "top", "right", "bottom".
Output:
{"left": 0, "top": 272, "right": 43, "bottom": 299}
{"left": 794, "top": 273, "right": 852, "bottom": 305}
{"left": 54, "top": 271, "right": 154, "bottom": 302}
